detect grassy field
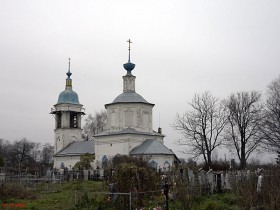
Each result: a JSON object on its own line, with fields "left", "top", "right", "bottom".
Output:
{"left": 1, "top": 180, "right": 243, "bottom": 210}
{"left": 1, "top": 181, "right": 106, "bottom": 210}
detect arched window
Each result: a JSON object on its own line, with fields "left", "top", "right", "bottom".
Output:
{"left": 102, "top": 155, "right": 108, "bottom": 169}
{"left": 70, "top": 112, "right": 78, "bottom": 128}
{"left": 60, "top": 162, "right": 65, "bottom": 169}
{"left": 163, "top": 160, "right": 170, "bottom": 171}
{"left": 150, "top": 160, "right": 158, "bottom": 170}
{"left": 56, "top": 112, "right": 62, "bottom": 128}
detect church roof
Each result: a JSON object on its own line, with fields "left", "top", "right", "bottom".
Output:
{"left": 57, "top": 89, "right": 80, "bottom": 105}
{"left": 54, "top": 140, "right": 94, "bottom": 157}
{"left": 94, "top": 127, "right": 164, "bottom": 137}
{"left": 129, "top": 139, "right": 175, "bottom": 155}
{"left": 114, "top": 91, "right": 148, "bottom": 103}
{"left": 105, "top": 91, "right": 154, "bottom": 107}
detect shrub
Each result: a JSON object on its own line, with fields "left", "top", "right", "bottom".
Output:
{"left": 235, "top": 166, "right": 280, "bottom": 209}
{"left": 1, "top": 183, "right": 34, "bottom": 200}
{"left": 110, "top": 155, "right": 161, "bottom": 209}
{"left": 200, "top": 200, "right": 226, "bottom": 210}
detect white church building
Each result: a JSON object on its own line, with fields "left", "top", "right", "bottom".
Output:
{"left": 51, "top": 42, "right": 179, "bottom": 171}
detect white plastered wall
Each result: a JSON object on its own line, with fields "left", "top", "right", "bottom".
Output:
{"left": 54, "top": 129, "right": 82, "bottom": 153}
{"left": 94, "top": 133, "right": 164, "bottom": 168}
{"left": 53, "top": 156, "right": 81, "bottom": 169}
{"left": 53, "top": 103, "right": 83, "bottom": 154}
{"left": 133, "top": 154, "right": 176, "bottom": 171}
{"left": 107, "top": 103, "right": 153, "bottom": 133}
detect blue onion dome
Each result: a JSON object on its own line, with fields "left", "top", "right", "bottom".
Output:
{"left": 123, "top": 62, "right": 135, "bottom": 75}
{"left": 57, "top": 89, "right": 80, "bottom": 105}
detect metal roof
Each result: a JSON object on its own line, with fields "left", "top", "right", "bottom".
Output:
{"left": 57, "top": 89, "right": 80, "bottom": 105}
{"left": 54, "top": 140, "right": 94, "bottom": 156}
{"left": 130, "top": 139, "right": 175, "bottom": 155}
{"left": 94, "top": 127, "right": 164, "bottom": 137}
{"left": 105, "top": 91, "right": 154, "bottom": 106}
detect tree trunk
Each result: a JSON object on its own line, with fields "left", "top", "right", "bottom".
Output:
{"left": 240, "top": 145, "right": 246, "bottom": 169}
{"left": 207, "top": 152, "right": 212, "bottom": 168}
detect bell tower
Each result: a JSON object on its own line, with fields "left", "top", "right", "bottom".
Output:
{"left": 51, "top": 59, "right": 85, "bottom": 154}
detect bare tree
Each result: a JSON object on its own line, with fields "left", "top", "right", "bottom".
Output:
{"left": 262, "top": 75, "right": 280, "bottom": 154}
{"left": 173, "top": 92, "right": 227, "bottom": 167}
{"left": 225, "top": 91, "right": 263, "bottom": 169}
{"left": 0, "top": 138, "right": 10, "bottom": 160}
{"left": 0, "top": 138, "right": 55, "bottom": 174}
{"left": 83, "top": 110, "right": 107, "bottom": 139}
{"left": 40, "top": 143, "right": 54, "bottom": 166}
{"left": 30, "top": 142, "right": 41, "bottom": 163}
{"left": 0, "top": 138, "right": 9, "bottom": 167}
{"left": 9, "top": 138, "right": 36, "bottom": 171}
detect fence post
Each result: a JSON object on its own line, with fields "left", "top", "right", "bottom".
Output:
{"left": 74, "top": 190, "right": 77, "bottom": 205}
{"left": 164, "top": 181, "right": 169, "bottom": 210}
{"left": 129, "top": 191, "right": 132, "bottom": 210}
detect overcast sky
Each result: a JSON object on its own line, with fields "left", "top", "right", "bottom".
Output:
{"left": 0, "top": 0, "right": 279, "bottom": 161}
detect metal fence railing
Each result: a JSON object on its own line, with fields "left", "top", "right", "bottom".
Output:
{"left": 0, "top": 175, "right": 61, "bottom": 192}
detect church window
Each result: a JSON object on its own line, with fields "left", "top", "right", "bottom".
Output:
{"left": 70, "top": 112, "right": 78, "bottom": 128}
{"left": 164, "top": 160, "right": 170, "bottom": 171}
{"left": 60, "top": 162, "right": 65, "bottom": 169}
{"left": 150, "top": 160, "right": 157, "bottom": 170}
{"left": 56, "top": 113, "right": 62, "bottom": 128}
{"left": 102, "top": 155, "right": 108, "bottom": 169}
{"left": 164, "top": 160, "right": 170, "bottom": 167}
